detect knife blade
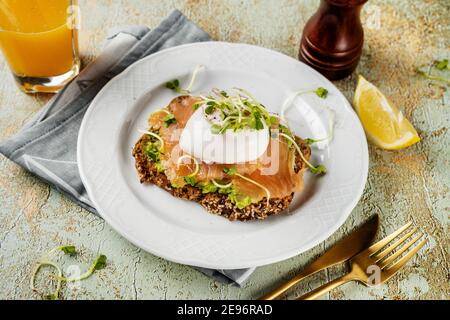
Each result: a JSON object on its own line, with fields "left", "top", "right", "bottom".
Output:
{"left": 259, "top": 214, "right": 379, "bottom": 300}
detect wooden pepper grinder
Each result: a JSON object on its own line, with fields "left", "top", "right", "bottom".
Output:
{"left": 299, "top": 0, "right": 368, "bottom": 80}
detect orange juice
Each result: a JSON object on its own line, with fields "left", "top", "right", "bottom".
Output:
{"left": 0, "top": 0, "right": 79, "bottom": 92}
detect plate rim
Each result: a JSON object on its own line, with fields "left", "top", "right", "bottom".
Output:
{"left": 78, "top": 41, "right": 369, "bottom": 269}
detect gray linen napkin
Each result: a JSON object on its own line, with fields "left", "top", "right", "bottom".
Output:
{"left": 0, "top": 10, "right": 255, "bottom": 286}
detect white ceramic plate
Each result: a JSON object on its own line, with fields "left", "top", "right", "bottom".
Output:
{"left": 78, "top": 42, "right": 368, "bottom": 269}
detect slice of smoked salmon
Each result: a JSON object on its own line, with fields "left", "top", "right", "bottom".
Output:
{"left": 233, "top": 138, "right": 305, "bottom": 202}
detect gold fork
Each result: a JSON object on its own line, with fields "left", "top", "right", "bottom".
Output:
{"left": 298, "top": 222, "right": 427, "bottom": 300}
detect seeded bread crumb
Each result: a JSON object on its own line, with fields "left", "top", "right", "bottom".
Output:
{"left": 132, "top": 135, "right": 311, "bottom": 221}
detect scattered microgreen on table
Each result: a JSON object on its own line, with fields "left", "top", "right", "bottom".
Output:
{"left": 57, "top": 254, "right": 107, "bottom": 282}
{"left": 30, "top": 245, "right": 107, "bottom": 300}
{"left": 435, "top": 59, "right": 449, "bottom": 71}
{"left": 417, "top": 58, "right": 450, "bottom": 84}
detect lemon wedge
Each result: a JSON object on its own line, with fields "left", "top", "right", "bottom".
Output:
{"left": 353, "top": 75, "right": 420, "bottom": 150}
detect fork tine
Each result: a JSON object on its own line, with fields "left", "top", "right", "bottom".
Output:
{"left": 372, "top": 227, "right": 418, "bottom": 261}
{"left": 366, "top": 222, "right": 412, "bottom": 254}
{"left": 381, "top": 238, "right": 427, "bottom": 282}
{"left": 378, "top": 233, "right": 424, "bottom": 269}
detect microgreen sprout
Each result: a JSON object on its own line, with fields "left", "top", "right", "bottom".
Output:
{"left": 195, "top": 88, "right": 272, "bottom": 135}
{"left": 166, "top": 65, "right": 205, "bottom": 94}
{"left": 184, "top": 65, "right": 205, "bottom": 92}
{"left": 417, "top": 69, "right": 450, "bottom": 84}
{"left": 305, "top": 138, "right": 319, "bottom": 145}
{"left": 304, "top": 136, "right": 333, "bottom": 146}
{"left": 163, "top": 113, "right": 177, "bottom": 127}
{"left": 417, "top": 59, "right": 450, "bottom": 84}
{"left": 138, "top": 130, "right": 165, "bottom": 151}
{"left": 165, "top": 79, "right": 183, "bottom": 93}
{"left": 435, "top": 59, "right": 449, "bottom": 71}
{"left": 30, "top": 260, "right": 63, "bottom": 300}
{"left": 210, "top": 124, "right": 222, "bottom": 134}
{"left": 57, "top": 255, "right": 107, "bottom": 282}
{"left": 45, "top": 245, "right": 77, "bottom": 258}
{"left": 223, "top": 167, "right": 237, "bottom": 176}
{"left": 310, "top": 164, "right": 327, "bottom": 174}
{"left": 315, "top": 87, "right": 329, "bottom": 99}
{"left": 279, "top": 133, "right": 327, "bottom": 175}
{"left": 280, "top": 87, "right": 329, "bottom": 121}
{"left": 212, "top": 179, "right": 233, "bottom": 189}
{"left": 177, "top": 154, "right": 200, "bottom": 178}
{"left": 44, "top": 293, "right": 59, "bottom": 300}
{"left": 193, "top": 104, "right": 199, "bottom": 111}
{"left": 31, "top": 246, "right": 107, "bottom": 300}
{"left": 268, "top": 113, "right": 284, "bottom": 125}
{"left": 59, "top": 246, "right": 76, "bottom": 256}
{"left": 31, "top": 244, "right": 77, "bottom": 299}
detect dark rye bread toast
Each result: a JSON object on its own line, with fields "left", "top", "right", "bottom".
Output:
{"left": 132, "top": 134, "right": 311, "bottom": 221}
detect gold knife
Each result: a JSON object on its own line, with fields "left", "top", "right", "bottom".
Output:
{"left": 259, "top": 214, "right": 379, "bottom": 300}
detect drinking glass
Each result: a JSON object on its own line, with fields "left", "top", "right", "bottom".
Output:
{"left": 0, "top": 0, "right": 80, "bottom": 93}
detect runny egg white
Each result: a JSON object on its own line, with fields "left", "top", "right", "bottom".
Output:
{"left": 179, "top": 106, "right": 270, "bottom": 164}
